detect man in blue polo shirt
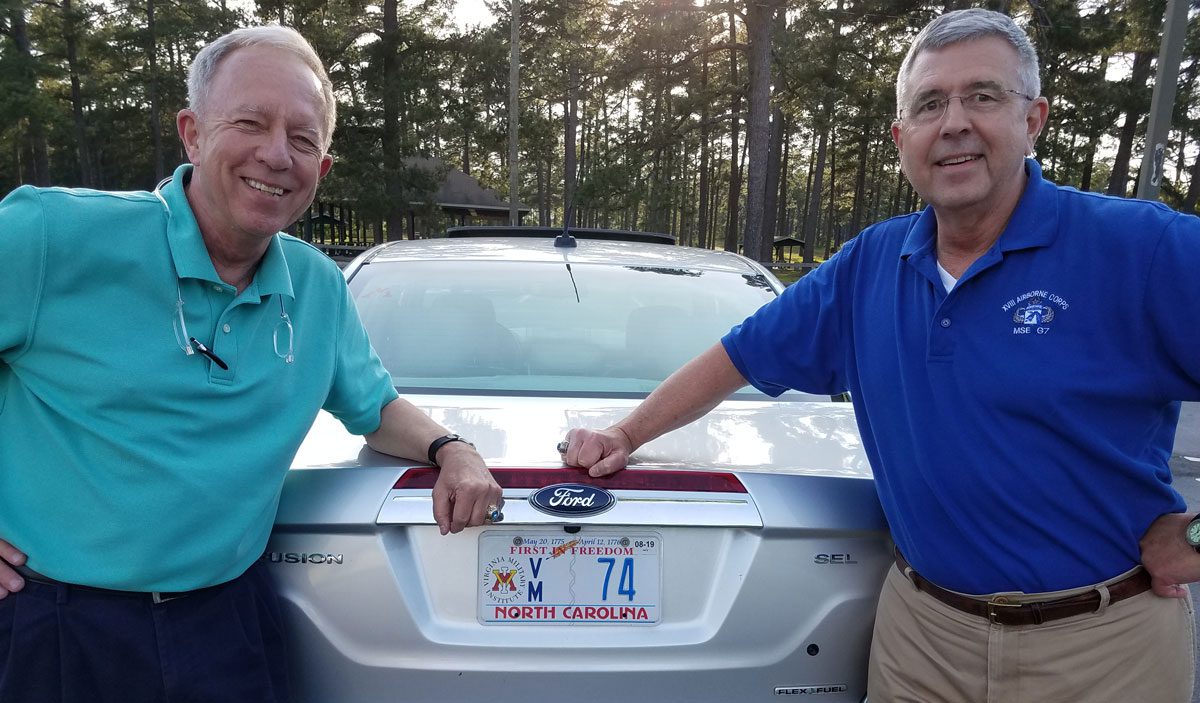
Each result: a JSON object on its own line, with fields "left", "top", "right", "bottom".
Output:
{"left": 0, "top": 26, "right": 501, "bottom": 703}
{"left": 562, "top": 9, "right": 1200, "bottom": 702}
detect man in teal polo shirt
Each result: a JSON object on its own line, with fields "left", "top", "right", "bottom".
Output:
{"left": 0, "top": 25, "right": 501, "bottom": 702}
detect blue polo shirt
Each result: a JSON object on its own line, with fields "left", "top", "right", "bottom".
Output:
{"left": 0, "top": 164, "right": 398, "bottom": 591}
{"left": 724, "top": 160, "right": 1200, "bottom": 594}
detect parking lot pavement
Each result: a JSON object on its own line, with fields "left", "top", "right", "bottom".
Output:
{"left": 1171, "top": 402, "right": 1199, "bottom": 504}
{"left": 1177, "top": 403, "right": 1200, "bottom": 459}
{"left": 1171, "top": 403, "right": 1200, "bottom": 703}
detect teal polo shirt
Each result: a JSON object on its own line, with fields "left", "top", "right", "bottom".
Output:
{"left": 0, "top": 164, "right": 398, "bottom": 591}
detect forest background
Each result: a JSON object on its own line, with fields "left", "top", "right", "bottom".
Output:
{"left": 1, "top": 0, "right": 1198, "bottom": 263}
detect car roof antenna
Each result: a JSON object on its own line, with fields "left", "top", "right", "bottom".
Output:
{"left": 555, "top": 204, "right": 577, "bottom": 248}
{"left": 556, "top": 204, "right": 581, "bottom": 302}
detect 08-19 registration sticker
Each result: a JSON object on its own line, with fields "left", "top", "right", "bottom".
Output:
{"left": 478, "top": 531, "right": 661, "bottom": 625}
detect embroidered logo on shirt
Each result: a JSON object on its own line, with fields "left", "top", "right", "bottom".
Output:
{"left": 1001, "top": 290, "right": 1069, "bottom": 335}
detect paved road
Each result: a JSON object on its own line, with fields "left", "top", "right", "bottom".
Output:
{"left": 1177, "top": 403, "right": 1200, "bottom": 458}
{"left": 1170, "top": 453, "right": 1200, "bottom": 703}
{"left": 1170, "top": 403, "right": 1200, "bottom": 702}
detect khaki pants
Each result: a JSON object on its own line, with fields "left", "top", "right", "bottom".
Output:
{"left": 868, "top": 565, "right": 1195, "bottom": 703}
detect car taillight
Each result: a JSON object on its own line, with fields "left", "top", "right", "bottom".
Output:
{"left": 392, "top": 467, "right": 746, "bottom": 493}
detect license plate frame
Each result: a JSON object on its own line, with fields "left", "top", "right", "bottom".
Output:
{"left": 478, "top": 530, "right": 662, "bottom": 625}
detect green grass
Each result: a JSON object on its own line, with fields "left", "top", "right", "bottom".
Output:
{"left": 774, "top": 269, "right": 805, "bottom": 286}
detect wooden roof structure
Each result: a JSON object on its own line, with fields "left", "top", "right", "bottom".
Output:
{"left": 405, "top": 156, "right": 531, "bottom": 221}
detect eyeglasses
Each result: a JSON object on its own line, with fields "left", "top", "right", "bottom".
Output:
{"left": 173, "top": 284, "right": 295, "bottom": 369}
{"left": 273, "top": 301, "right": 294, "bottom": 364}
{"left": 899, "top": 88, "right": 1035, "bottom": 126}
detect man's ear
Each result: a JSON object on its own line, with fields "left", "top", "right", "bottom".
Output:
{"left": 1025, "top": 97, "right": 1049, "bottom": 156}
{"left": 177, "top": 109, "right": 202, "bottom": 164}
{"left": 318, "top": 153, "right": 333, "bottom": 179}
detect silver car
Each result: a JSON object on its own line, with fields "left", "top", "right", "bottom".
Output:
{"left": 269, "top": 227, "right": 890, "bottom": 702}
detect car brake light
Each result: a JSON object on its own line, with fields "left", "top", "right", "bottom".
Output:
{"left": 392, "top": 467, "right": 746, "bottom": 493}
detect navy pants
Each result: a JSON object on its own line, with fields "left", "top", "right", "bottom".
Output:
{"left": 0, "top": 561, "right": 290, "bottom": 703}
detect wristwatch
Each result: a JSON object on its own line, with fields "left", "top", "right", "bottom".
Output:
{"left": 1185, "top": 512, "right": 1200, "bottom": 552}
{"left": 427, "top": 434, "right": 473, "bottom": 465}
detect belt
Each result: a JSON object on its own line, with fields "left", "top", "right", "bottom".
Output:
{"left": 894, "top": 550, "right": 1152, "bottom": 627}
{"left": 15, "top": 564, "right": 225, "bottom": 604}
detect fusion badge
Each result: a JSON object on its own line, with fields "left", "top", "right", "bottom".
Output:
{"left": 774, "top": 684, "right": 849, "bottom": 695}
{"left": 528, "top": 483, "right": 616, "bottom": 518}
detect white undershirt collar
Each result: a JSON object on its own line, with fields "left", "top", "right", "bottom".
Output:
{"left": 936, "top": 260, "right": 957, "bottom": 292}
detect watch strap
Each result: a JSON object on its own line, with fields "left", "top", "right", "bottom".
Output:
{"left": 427, "top": 434, "right": 472, "bottom": 465}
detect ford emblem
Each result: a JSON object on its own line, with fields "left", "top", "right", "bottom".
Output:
{"left": 529, "top": 483, "right": 616, "bottom": 518}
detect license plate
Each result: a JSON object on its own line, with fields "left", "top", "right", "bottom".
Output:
{"left": 478, "top": 531, "right": 661, "bottom": 624}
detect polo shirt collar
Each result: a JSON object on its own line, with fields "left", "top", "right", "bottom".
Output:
{"left": 160, "top": 163, "right": 295, "bottom": 300}
{"left": 253, "top": 238, "right": 295, "bottom": 300}
{"left": 996, "top": 158, "right": 1059, "bottom": 252}
{"left": 899, "top": 157, "right": 1059, "bottom": 261}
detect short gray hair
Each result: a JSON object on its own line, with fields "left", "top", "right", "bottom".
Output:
{"left": 187, "top": 25, "right": 336, "bottom": 149}
{"left": 896, "top": 9, "right": 1040, "bottom": 115}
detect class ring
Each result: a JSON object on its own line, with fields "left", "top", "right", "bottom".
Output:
{"left": 486, "top": 504, "right": 504, "bottom": 523}
{"left": 556, "top": 440, "right": 570, "bottom": 454}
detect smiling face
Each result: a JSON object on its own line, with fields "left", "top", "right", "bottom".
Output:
{"left": 891, "top": 36, "right": 1048, "bottom": 225}
{"left": 177, "top": 44, "right": 333, "bottom": 255}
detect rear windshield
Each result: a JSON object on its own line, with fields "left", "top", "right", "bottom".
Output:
{"left": 349, "top": 259, "right": 785, "bottom": 398}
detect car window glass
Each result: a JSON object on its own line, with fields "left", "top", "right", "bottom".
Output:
{"left": 349, "top": 259, "right": 803, "bottom": 399}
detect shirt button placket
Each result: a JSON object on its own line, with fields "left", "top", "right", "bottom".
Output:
{"left": 928, "top": 306, "right": 956, "bottom": 360}
{"left": 209, "top": 293, "right": 237, "bottom": 383}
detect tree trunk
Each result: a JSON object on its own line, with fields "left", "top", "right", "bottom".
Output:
{"left": 1075, "top": 40, "right": 1108, "bottom": 188}
{"left": 849, "top": 119, "right": 871, "bottom": 236}
{"left": 669, "top": 144, "right": 679, "bottom": 238}
{"left": 799, "top": 137, "right": 815, "bottom": 240}
{"left": 741, "top": 0, "right": 775, "bottom": 262}
{"left": 462, "top": 117, "right": 471, "bottom": 177}
{"left": 760, "top": 107, "right": 785, "bottom": 260}
{"left": 144, "top": 0, "right": 163, "bottom": 181}
{"left": 869, "top": 141, "right": 885, "bottom": 223}
{"left": 802, "top": 128, "right": 827, "bottom": 262}
{"left": 564, "top": 64, "right": 578, "bottom": 219}
{"left": 801, "top": 0, "right": 842, "bottom": 261}
{"left": 382, "top": 0, "right": 404, "bottom": 240}
{"left": 1183, "top": 147, "right": 1200, "bottom": 213}
{"left": 697, "top": 50, "right": 711, "bottom": 250}
{"left": 825, "top": 127, "right": 838, "bottom": 257}
{"left": 1106, "top": 50, "right": 1153, "bottom": 197}
{"left": 63, "top": 0, "right": 94, "bottom": 186}
{"left": 776, "top": 116, "right": 790, "bottom": 237}
{"left": 723, "top": 9, "right": 741, "bottom": 253}
{"left": 648, "top": 82, "right": 665, "bottom": 232}
{"left": 10, "top": 5, "right": 50, "bottom": 186}
{"left": 708, "top": 159, "right": 722, "bottom": 248}
{"left": 1080, "top": 129, "right": 1099, "bottom": 192}
{"left": 578, "top": 82, "right": 592, "bottom": 226}
{"left": 506, "top": 0, "right": 518, "bottom": 223}
{"left": 538, "top": 158, "right": 548, "bottom": 225}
